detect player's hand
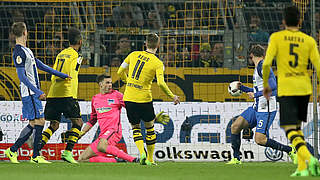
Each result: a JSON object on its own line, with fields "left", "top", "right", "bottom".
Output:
{"left": 263, "top": 86, "right": 272, "bottom": 100}
{"left": 155, "top": 111, "right": 170, "bottom": 125}
{"left": 247, "top": 92, "right": 254, "bottom": 99}
{"left": 39, "top": 93, "right": 46, "bottom": 100}
{"left": 66, "top": 75, "right": 72, "bottom": 80}
{"left": 173, "top": 95, "right": 180, "bottom": 105}
{"left": 237, "top": 82, "right": 242, "bottom": 89}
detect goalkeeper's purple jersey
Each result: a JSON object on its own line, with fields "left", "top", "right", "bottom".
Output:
{"left": 87, "top": 90, "right": 124, "bottom": 136}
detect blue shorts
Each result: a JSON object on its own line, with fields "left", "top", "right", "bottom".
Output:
{"left": 240, "top": 107, "right": 276, "bottom": 136}
{"left": 21, "top": 94, "right": 44, "bottom": 120}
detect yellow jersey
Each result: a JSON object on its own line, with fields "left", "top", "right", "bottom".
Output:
{"left": 118, "top": 51, "right": 174, "bottom": 103}
{"left": 47, "top": 47, "right": 82, "bottom": 98}
{"left": 263, "top": 29, "right": 320, "bottom": 96}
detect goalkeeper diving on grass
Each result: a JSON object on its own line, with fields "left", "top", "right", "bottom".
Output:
{"left": 78, "top": 74, "right": 170, "bottom": 163}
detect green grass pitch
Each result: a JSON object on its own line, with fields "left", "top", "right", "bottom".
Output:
{"left": 0, "top": 161, "right": 315, "bottom": 180}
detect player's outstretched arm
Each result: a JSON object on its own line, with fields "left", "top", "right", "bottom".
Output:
{"left": 238, "top": 82, "right": 253, "bottom": 93}
{"left": 35, "top": 58, "right": 69, "bottom": 79}
{"left": 156, "top": 65, "right": 180, "bottom": 105}
{"left": 16, "top": 67, "right": 44, "bottom": 96}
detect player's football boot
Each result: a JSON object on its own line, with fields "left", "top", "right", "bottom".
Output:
{"left": 61, "top": 150, "right": 78, "bottom": 164}
{"left": 145, "top": 160, "right": 157, "bottom": 166}
{"left": 308, "top": 156, "right": 320, "bottom": 176}
{"left": 226, "top": 158, "right": 242, "bottom": 165}
{"left": 140, "top": 153, "right": 147, "bottom": 165}
{"left": 288, "top": 145, "right": 297, "bottom": 164}
{"left": 290, "top": 169, "right": 309, "bottom": 177}
{"left": 5, "top": 148, "right": 19, "bottom": 164}
{"left": 132, "top": 157, "right": 140, "bottom": 163}
{"left": 30, "top": 156, "right": 51, "bottom": 164}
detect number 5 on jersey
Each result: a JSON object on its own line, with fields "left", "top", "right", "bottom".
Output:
{"left": 132, "top": 60, "right": 145, "bottom": 80}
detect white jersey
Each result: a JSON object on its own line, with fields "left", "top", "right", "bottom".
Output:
{"left": 253, "top": 61, "right": 277, "bottom": 112}
{"left": 13, "top": 44, "right": 40, "bottom": 97}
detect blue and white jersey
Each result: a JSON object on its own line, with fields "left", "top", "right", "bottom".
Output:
{"left": 13, "top": 44, "right": 41, "bottom": 98}
{"left": 240, "top": 60, "right": 277, "bottom": 112}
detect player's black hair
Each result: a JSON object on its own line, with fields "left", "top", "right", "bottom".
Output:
{"left": 146, "top": 33, "right": 159, "bottom": 49}
{"left": 284, "top": 6, "right": 300, "bottom": 27}
{"left": 68, "top": 27, "right": 81, "bottom": 45}
{"left": 249, "top": 44, "right": 265, "bottom": 57}
{"left": 11, "top": 22, "right": 26, "bottom": 37}
{"left": 96, "top": 74, "right": 111, "bottom": 83}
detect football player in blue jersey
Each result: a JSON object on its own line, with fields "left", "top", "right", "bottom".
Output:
{"left": 5, "top": 22, "right": 69, "bottom": 163}
{"left": 227, "top": 45, "right": 297, "bottom": 164}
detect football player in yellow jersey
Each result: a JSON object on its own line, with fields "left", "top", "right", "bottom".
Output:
{"left": 117, "top": 33, "right": 180, "bottom": 165}
{"left": 39, "top": 27, "right": 84, "bottom": 163}
{"left": 263, "top": 6, "right": 320, "bottom": 177}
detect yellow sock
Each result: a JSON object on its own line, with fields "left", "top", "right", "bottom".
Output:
{"left": 296, "top": 130, "right": 311, "bottom": 161}
{"left": 132, "top": 128, "right": 145, "bottom": 156}
{"left": 41, "top": 126, "right": 54, "bottom": 146}
{"left": 146, "top": 126, "right": 156, "bottom": 162}
{"left": 66, "top": 125, "right": 81, "bottom": 151}
{"left": 297, "top": 154, "right": 308, "bottom": 171}
{"left": 287, "top": 130, "right": 311, "bottom": 171}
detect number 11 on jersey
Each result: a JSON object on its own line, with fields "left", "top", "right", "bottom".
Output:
{"left": 132, "top": 60, "right": 145, "bottom": 80}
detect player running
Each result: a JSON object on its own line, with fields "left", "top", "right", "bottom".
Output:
{"left": 37, "top": 27, "right": 84, "bottom": 163}
{"left": 5, "top": 22, "right": 69, "bottom": 163}
{"left": 117, "top": 33, "right": 180, "bottom": 165}
{"left": 263, "top": 6, "right": 320, "bottom": 177}
{"left": 227, "top": 45, "right": 297, "bottom": 165}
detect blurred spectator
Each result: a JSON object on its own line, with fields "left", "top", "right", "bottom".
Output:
{"left": 199, "top": 43, "right": 213, "bottom": 67}
{"left": 113, "top": 3, "right": 143, "bottom": 28}
{"left": 248, "top": 15, "right": 269, "bottom": 43}
{"left": 10, "top": 9, "right": 25, "bottom": 23}
{"left": 161, "top": 37, "right": 187, "bottom": 67}
{"left": 147, "top": 11, "right": 161, "bottom": 30}
{"left": 157, "top": 3, "right": 169, "bottom": 27}
{"left": 45, "top": 32, "right": 64, "bottom": 65}
{"left": 132, "top": 4, "right": 144, "bottom": 28}
{"left": 110, "top": 57, "right": 121, "bottom": 67}
{"left": 110, "top": 35, "right": 131, "bottom": 65}
{"left": 168, "top": 4, "right": 176, "bottom": 19}
{"left": 211, "top": 42, "right": 224, "bottom": 67}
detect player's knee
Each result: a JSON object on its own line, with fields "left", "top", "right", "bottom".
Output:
{"left": 255, "top": 133, "right": 267, "bottom": 145}
{"left": 29, "top": 120, "right": 35, "bottom": 127}
{"left": 97, "top": 139, "right": 108, "bottom": 153}
{"left": 71, "top": 118, "right": 83, "bottom": 127}
{"left": 231, "top": 122, "right": 241, "bottom": 134}
{"left": 50, "top": 121, "right": 60, "bottom": 131}
{"left": 145, "top": 121, "right": 154, "bottom": 129}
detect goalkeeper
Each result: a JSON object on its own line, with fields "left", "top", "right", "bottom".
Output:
{"left": 78, "top": 74, "right": 170, "bottom": 163}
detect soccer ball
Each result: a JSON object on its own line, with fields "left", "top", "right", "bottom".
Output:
{"left": 228, "top": 81, "right": 242, "bottom": 97}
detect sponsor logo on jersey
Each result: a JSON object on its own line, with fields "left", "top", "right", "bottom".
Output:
{"left": 96, "top": 107, "right": 112, "bottom": 113}
{"left": 264, "top": 147, "right": 283, "bottom": 161}
{"left": 107, "top": 99, "right": 115, "bottom": 105}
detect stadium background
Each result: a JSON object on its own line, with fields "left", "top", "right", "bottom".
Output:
{"left": 0, "top": 0, "right": 319, "bottom": 162}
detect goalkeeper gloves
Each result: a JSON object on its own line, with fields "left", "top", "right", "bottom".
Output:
{"left": 155, "top": 111, "right": 170, "bottom": 125}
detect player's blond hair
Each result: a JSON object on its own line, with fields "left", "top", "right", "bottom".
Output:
{"left": 146, "top": 33, "right": 159, "bottom": 49}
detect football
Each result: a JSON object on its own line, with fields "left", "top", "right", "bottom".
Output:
{"left": 228, "top": 81, "right": 242, "bottom": 97}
